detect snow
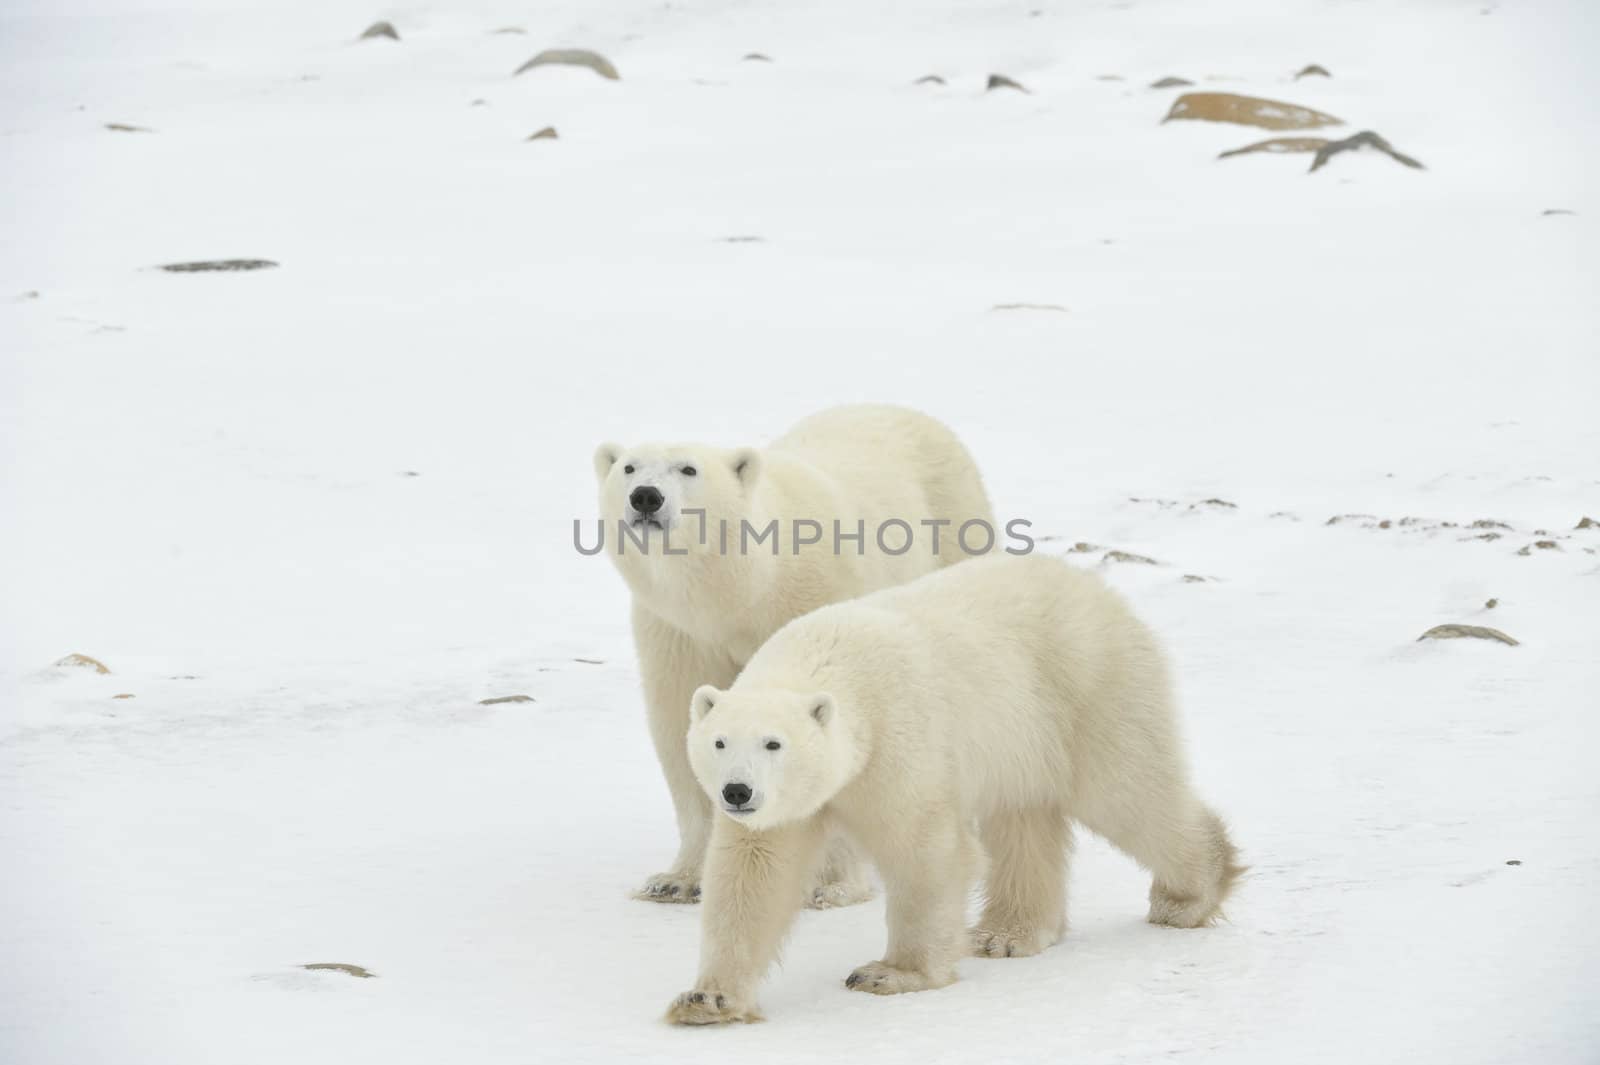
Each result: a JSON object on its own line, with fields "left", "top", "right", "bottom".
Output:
{"left": 2, "top": 0, "right": 1597, "bottom": 1062}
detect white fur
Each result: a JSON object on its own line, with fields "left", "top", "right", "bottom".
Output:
{"left": 594, "top": 405, "right": 994, "bottom": 905}
{"left": 666, "top": 554, "right": 1243, "bottom": 1025}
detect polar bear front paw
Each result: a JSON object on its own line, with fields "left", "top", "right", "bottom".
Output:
{"left": 843, "top": 961, "right": 950, "bottom": 996}
{"left": 635, "top": 872, "right": 701, "bottom": 904}
{"left": 664, "top": 989, "right": 761, "bottom": 1026}
{"left": 807, "top": 879, "right": 875, "bottom": 910}
{"left": 969, "top": 924, "right": 1051, "bottom": 958}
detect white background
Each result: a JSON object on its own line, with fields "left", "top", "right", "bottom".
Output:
{"left": 2, "top": 1, "right": 1596, "bottom": 1062}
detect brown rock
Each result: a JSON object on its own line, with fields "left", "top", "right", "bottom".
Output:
{"left": 359, "top": 21, "right": 399, "bottom": 41}
{"left": 1105, "top": 550, "right": 1159, "bottom": 565}
{"left": 112, "top": 693, "right": 136, "bottom": 699}
{"left": 1218, "top": 136, "right": 1331, "bottom": 160}
{"left": 54, "top": 653, "right": 110, "bottom": 674}
{"left": 303, "top": 963, "right": 376, "bottom": 978}
{"left": 1150, "top": 76, "right": 1194, "bottom": 89}
{"left": 1164, "top": 92, "right": 1343, "bottom": 130}
{"left": 1576, "top": 516, "right": 1598, "bottom": 529}
{"left": 514, "top": 49, "right": 619, "bottom": 80}
{"left": 1485, "top": 598, "right": 1499, "bottom": 609}
{"left": 1417, "top": 624, "right": 1519, "bottom": 647}
{"left": 527, "top": 127, "right": 559, "bottom": 141}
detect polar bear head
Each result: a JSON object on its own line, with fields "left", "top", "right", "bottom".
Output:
{"left": 593, "top": 441, "right": 762, "bottom": 553}
{"left": 686, "top": 684, "right": 847, "bottom": 830}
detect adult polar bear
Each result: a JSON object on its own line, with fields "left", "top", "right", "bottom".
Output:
{"left": 666, "top": 553, "right": 1243, "bottom": 1024}
{"left": 594, "top": 405, "right": 994, "bottom": 905}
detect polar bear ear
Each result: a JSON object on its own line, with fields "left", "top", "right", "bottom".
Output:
{"left": 593, "top": 442, "right": 623, "bottom": 481}
{"left": 729, "top": 448, "right": 761, "bottom": 485}
{"left": 691, "top": 685, "right": 722, "bottom": 721}
{"left": 809, "top": 693, "right": 835, "bottom": 727}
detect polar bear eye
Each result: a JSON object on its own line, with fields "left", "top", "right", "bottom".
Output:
{"left": 623, "top": 464, "right": 634, "bottom": 474}
{"left": 765, "top": 740, "right": 781, "bottom": 751}
{"left": 681, "top": 466, "right": 697, "bottom": 477}
{"left": 714, "top": 739, "right": 725, "bottom": 749}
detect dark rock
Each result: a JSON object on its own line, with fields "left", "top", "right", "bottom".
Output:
{"left": 1150, "top": 76, "right": 1194, "bottom": 88}
{"left": 159, "top": 259, "right": 278, "bottom": 273}
{"left": 986, "top": 74, "right": 1029, "bottom": 93}
{"left": 1310, "top": 130, "right": 1425, "bottom": 173}
{"left": 1294, "top": 63, "right": 1332, "bottom": 79}
{"left": 359, "top": 21, "right": 399, "bottom": 41}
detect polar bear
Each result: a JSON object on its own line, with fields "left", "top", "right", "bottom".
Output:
{"left": 665, "top": 553, "right": 1243, "bottom": 1024}
{"left": 593, "top": 405, "right": 994, "bottom": 906}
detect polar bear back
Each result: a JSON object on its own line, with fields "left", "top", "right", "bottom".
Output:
{"left": 740, "top": 553, "right": 1184, "bottom": 824}
{"left": 767, "top": 404, "right": 994, "bottom": 569}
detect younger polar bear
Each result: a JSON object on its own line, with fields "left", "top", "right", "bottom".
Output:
{"left": 593, "top": 405, "right": 994, "bottom": 906}
{"left": 666, "top": 553, "right": 1243, "bottom": 1025}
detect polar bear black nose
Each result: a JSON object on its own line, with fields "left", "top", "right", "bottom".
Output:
{"left": 630, "top": 485, "right": 664, "bottom": 514}
{"left": 722, "top": 782, "right": 752, "bottom": 807}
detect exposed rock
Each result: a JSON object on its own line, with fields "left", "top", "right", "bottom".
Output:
{"left": 1310, "top": 131, "right": 1425, "bottom": 173}
{"left": 1197, "top": 498, "right": 1237, "bottom": 509}
{"left": 527, "top": 126, "right": 559, "bottom": 141}
{"left": 1181, "top": 574, "right": 1210, "bottom": 583}
{"left": 1417, "top": 623, "right": 1519, "bottom": 647}
{"left": 54, "top": 653, "right": 110, "bottom": 674}
{"left": 1466, "top": 531, "right": 1502, "bottom": 542}
{"left": 742, "top": 52, "right": 773, "bottom": 62}
{"left": 1485, "top": 598, "right": 1499, "bottom": 609}
{"left": 1471, "top": 519, "right": 1512, "bottom": 530}
{"left": 1326, "top": 513, "right": 1376, "bottom": 526}
{"left": 303, "top": 963, "right": 376, "bottom": 978}
{"left": 159, "top": 259, "right": 278, "bottom": 273}
{"left": 104, "top": 123, "right": 154, "bottom": 133}
{"left": 1516, "top": 540, "right": 1561, "bottom": 555}
{"left": 1163, "top": 92, "right": 1343, "bottom": 130}
{"left": 112, "top": 693, "right": 136, "bottom": 700}
{"left": 1218, "top": 136, "right": 1331, "bottom": 160}
{"left": 1067, "top": 542, "right": 1100, "bottom": 554}
{"left": 573, "top": 657, "right": 605, "bottom": 665}
{"left": 1294, "top": 63, "right": 1332, "bottom": 79}
{"left": 1150, "top": 76, "right": 1194, "bottom": 89}
{"left": 914, "top": 75, "right": 947, "bottom": 86}
{"left": 1105, "top": 550, "right": 1159, "bottom": 565}
{"left": 991, "top": 302, "right": 1067, "bottom": 312}
{"left": 1576, "top": 516, "right": 1598, "bottom": 529}
{"left": 986, "top": 74, "right": 1029, "bottom": 94}
{"left": 514, "top": 49, "right": 619, "bottom": 80}
{"left": 479, "top": 695, "right": 535, "bottom": 705}
{"left": 359, "top": 21, "right": 399, "bottom": 41}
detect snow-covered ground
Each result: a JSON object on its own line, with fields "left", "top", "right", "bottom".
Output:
{"left": 2, "top": 0, "right": 1597, "bottom": 1061}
